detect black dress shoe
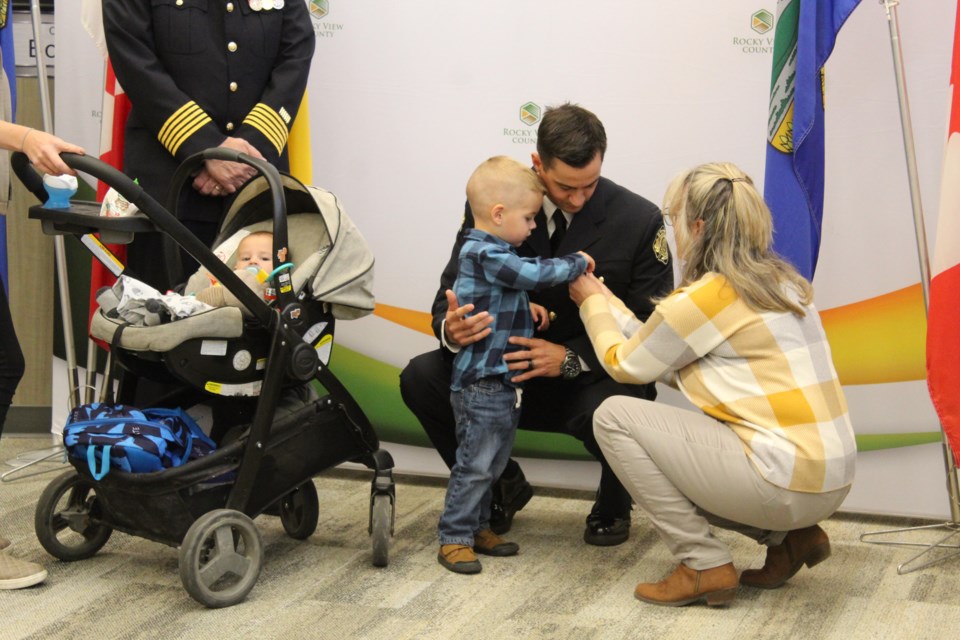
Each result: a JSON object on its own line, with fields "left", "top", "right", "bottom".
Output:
{"left": 584, "top": 514, "right": 631, "bottom": 546}
{"left": 489, "top": 469, "right": 534, "bottom": 535}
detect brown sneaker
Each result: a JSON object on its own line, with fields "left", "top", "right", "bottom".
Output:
{"left": 0, "top": 552, "right": 47, "bottom": 590}
{"left": 438, "top": 544, "right": 482, "bottom": 574}
{"left": 740, "top": 524, "right": 831, "bottom": 589}
{"left": 473, "top": 529, "right": 519, "bottom": 557}
{"left": 634, "top": 563, "right": 739, "bottom": 607}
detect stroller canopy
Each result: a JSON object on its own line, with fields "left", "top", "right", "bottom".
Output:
{"left": 188, "top": 174, "right": 375, "bottom": 320}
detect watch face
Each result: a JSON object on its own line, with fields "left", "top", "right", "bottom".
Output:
{"left": 562, "top": 350, "right": 581, "bottom": 379}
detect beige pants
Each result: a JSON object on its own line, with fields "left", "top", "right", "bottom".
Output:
{"left": 593, "top": 397, "right": 850, "bottom": 570}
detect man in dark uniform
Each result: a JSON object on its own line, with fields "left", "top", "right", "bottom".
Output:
{"left": 103, "top": 0, "right": 315, "bottom": 290}
{"left": 400, "top": 103, "right": 674, "bottom": 546}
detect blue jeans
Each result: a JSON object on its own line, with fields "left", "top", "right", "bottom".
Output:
{"left": 438, "top": 377, "right": 521, "bottom": 546}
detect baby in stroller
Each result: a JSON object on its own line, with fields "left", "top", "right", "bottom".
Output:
{"left": 192, "top": 231, "right": 274, "bottom": 311}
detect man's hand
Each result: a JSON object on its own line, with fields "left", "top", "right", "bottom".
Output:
{"left": 505, "top": 336, "right": 566, "bottom": 382}
{"left": 444, "top": 289, "right": 493, "bottom": 347}
{"left": 198, "top": 137, "right": 266, "bottom": 195}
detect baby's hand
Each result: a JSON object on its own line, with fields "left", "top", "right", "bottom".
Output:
{"left": 577, "top": 251, "right": 595, "bottom": 273}
{"left": 530, "top": 302, "right": 550, "bottom": 331}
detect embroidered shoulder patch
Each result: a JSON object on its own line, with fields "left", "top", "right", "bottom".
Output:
{"left": 653, "top": 227, "right": 669, "bottom": 265}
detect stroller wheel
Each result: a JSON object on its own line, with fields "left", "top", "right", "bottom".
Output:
{"left": 179, "top": 509, "right": 263, "bottom": 608}
{"left": 34, "top": 470, "right": 113, "bottom": 561}
{"left": 279, "top": 481, "right": 319, "bottom": 540}
{"left": 370, "top": 493, "right": 393, "bottom": 568}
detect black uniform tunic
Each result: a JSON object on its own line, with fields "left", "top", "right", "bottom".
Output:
{"left": 103, "top": 0, "right": 315, "bottom": 289}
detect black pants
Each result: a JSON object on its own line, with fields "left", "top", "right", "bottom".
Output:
{"left": 0, "top": 282, "right": 25, "bottom": 439}
{"left": 399, "top": 349, "right": 654, "bottom": 519}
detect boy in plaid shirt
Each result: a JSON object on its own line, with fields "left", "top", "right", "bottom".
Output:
{"left": 438, "top": 156, "right": 593, "bottom": 574}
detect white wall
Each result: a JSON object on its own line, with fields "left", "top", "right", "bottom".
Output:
{"left": 54, "top": 1, "right": 958, "bottom": 519}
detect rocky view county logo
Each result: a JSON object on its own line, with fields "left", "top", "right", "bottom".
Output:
{"left": 751, "top": 9, "right": 773, "bottom": 34}
{"left": 520, "top": 102, "right": 541, "bottom": 126}
{"left": 309, "top": 0, "right": 328, "bottom": 19}
{"left": 503, "top": 102, "right": 540, "bottom": 145}
{"left": 309, "top": 0, "right": 344, "bottom": 37}
{"left": 733, "top": 7, "right": 775, "bottom": 54}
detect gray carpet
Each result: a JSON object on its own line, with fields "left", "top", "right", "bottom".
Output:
{"left": 1, "top": 435, "right": 958, "bottom": 640}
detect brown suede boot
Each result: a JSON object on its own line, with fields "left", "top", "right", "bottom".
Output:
{"left": 740, "top": 524, "right": 831, "bottom": 589}
{"left": 473, "top": 529, "right": 519, "bottom": 557}
{"left": 634, "top": 563, "right": 739, "bottom": 607}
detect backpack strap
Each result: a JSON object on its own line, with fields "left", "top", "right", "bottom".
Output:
{"left": 87, "top": 445, "right": 112, "bottom": 481}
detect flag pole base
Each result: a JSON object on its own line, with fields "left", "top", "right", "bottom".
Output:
{"left": 1, "top": 445, "right": 68, "bottom": 483}
{"left": 860, "top": 522, "right": 960, "bottom": 574}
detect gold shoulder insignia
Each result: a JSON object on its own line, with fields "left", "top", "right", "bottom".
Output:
{"left": 653, "top": 227, "right": 669, "bottom": 265}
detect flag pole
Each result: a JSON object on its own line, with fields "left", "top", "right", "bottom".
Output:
{"left": 859, "top": 0, "right": 960, "bottom": 573}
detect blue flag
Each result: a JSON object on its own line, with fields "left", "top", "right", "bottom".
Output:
{"left": 0, "top": 0, "right": 14, "bottom": 292}
{"left": 764, "top": 0, "right": 861, "bottom": 280}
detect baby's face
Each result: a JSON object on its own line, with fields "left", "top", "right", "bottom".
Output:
{"left": 235, "top": 235, "right": 274, "bottom": 271}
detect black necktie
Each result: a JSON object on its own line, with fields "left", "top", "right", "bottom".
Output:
{"left": 550, "top": 212, "right": 567, "bottom": 255}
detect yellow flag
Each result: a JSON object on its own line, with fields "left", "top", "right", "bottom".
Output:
{"left": 288, "top": 92, "right": 312, "bottom": 184}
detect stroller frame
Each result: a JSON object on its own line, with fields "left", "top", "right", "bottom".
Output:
{"left": 12, "top": 149, "right": 396, "bottom": 608}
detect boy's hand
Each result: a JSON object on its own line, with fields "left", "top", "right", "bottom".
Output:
{"left": 529, "top": 302, "right": 550, "bottom": 331}
{"left": 577, "top": 251, "right": 595, "bottom": 273}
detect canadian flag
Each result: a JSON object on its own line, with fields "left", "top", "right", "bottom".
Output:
{"left": 927, "top": 1, "right": 960, "bottom": 463}
{"left": 87, "top": 62, "right": 130, "bottom": 324}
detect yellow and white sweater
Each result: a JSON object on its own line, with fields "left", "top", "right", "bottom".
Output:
{"left": 580, "top": 272, "right": 856, "bottom": 493}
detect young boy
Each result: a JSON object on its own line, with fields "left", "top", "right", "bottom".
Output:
{"left": 438, "top": 156, "right": 594, "bottom": 574}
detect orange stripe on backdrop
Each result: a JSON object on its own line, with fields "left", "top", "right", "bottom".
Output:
{"left": 373, "top": 303, "right": 433, "bottom": 336}
{"left": 372, "top": 284, "right": 929, "bottom": 387}
{"left": 820, "top": 283, "right": 926, "bottom": 385}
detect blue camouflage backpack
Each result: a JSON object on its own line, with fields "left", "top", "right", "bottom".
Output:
{"left": 63, "top": 403, "right": 217, "bottom": 479}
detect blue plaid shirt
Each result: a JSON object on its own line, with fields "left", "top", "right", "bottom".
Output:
{"left": 451, "top": 229, "right": 589, "bottom": 391}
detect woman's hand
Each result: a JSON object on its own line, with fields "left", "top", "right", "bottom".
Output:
{"left": 569, "top": 272, "right": 605, "bottom": 306}
{"left": 21, "top": 129, "right": 84, "bottom": 176}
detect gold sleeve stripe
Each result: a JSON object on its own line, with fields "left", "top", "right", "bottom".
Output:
{"left": 242, "top": 103, "right": 288, "bottom": 154}
{"left": 158, "top": 101, "right": 212, "bottom": 156}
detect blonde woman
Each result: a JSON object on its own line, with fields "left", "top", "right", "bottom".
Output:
{"left": 570, "top": 162, "right": 856, "bottom": 607}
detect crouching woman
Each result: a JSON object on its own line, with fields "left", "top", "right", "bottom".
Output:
{"left": 569, "top": 162, "right": 856, "bottom": 607}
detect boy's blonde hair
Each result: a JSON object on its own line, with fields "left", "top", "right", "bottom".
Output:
{"left": 663, "top": 161, "right": 813, "bottom": 316}
{"left": 466, "top": 156, "right": 544, "bottom": 220}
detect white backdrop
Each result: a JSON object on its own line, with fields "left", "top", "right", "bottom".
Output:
{"left": 54, "top": 1, "right": 956, "bottom": 519}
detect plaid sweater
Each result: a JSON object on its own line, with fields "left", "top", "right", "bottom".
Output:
{"left": 452, "top": 229, "right": 589, "bottom": 391}
{"left": 579, "top": 272, "right": 856, "bottom": 493}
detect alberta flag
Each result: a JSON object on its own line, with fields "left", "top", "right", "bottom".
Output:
{"left": 927, "top": 0, "right": 960, "bottom": 463}
{"left": 764, "top": 0, "right": 861, "bottom": 280}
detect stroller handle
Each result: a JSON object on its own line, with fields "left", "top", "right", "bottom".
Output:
{"left": 11, "top": 151, "right": 146, "bottom": 206}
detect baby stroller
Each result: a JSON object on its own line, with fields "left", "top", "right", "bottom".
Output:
{"left": 11, "top": 149, "right": 396, "bottom": 608}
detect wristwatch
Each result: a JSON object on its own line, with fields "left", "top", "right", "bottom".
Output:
{"left": 560, "top": 347, "right": 582, "bottom": 380}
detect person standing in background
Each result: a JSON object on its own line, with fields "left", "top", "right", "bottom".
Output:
{"left": 0, "top": 104, "right": 85, "bottom": 588}
{"left": 102, "top": 0, "right": 315, "bottom": 290}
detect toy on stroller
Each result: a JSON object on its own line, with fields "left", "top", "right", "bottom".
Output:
{"left": 11, "top": 149, "right": 396, "bottom": 608}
